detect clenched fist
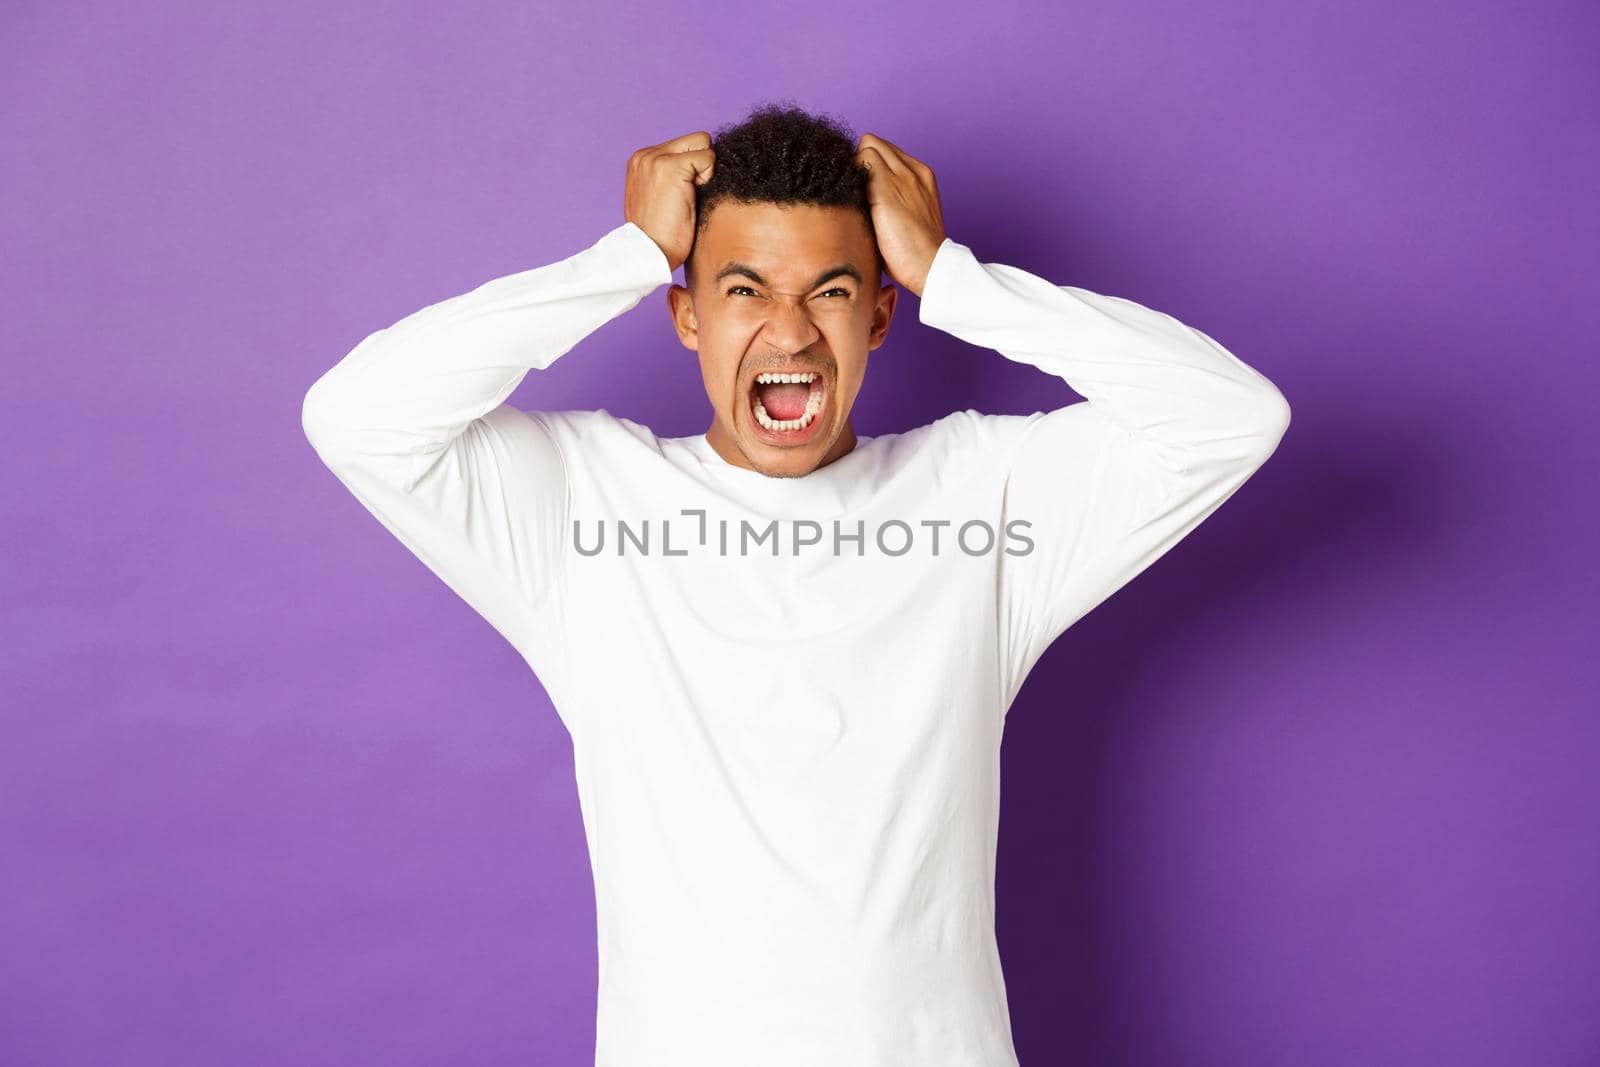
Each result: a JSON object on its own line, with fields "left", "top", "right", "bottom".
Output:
{"left": 624, "top": 132, "right": 717, "bottom": 272}
{"left": 853, "top": 134, "right": 946, "bottom": 298}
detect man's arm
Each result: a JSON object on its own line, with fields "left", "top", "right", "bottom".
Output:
{"left": 917, "top": 238, "right": 1292, "bottom": 710}
{"left": 299, "top": 221, "right": 673, "bottom": 692}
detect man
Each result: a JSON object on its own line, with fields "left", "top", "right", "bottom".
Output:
{"left": 301, "top": 102, "right": 1290, "bottom": 1066}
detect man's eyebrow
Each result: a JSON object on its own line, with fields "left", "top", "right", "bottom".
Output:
{"left": 713, "top": 262, "right": 863, "bottom": 291}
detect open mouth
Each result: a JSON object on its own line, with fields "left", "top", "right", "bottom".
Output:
{"left": 747, "top": 371, "right": 826, "bottom": 443}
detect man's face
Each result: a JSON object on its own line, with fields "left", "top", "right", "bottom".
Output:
{"left": 666, "top": 201, "right": 897, "bottom": 478}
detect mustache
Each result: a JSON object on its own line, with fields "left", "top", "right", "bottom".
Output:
{"left": 744, "top": 347, "right": 835, "bottom": 377}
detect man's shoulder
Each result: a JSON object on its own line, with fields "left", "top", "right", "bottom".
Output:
{"left": 910, "top": 406, "right": 1064, "bottom": 462}
{"left": 513, "top": 407, "right": 660, "bottom": 451}
{"left": 492, "top": 407, "right": 685, "bottom": 487}
{"left": 467, "top": 406, "right": 656, "bottom": 470}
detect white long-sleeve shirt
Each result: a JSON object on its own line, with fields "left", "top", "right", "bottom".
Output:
{"left": 301, "top": 220, "right": 1290, "bottom": 1067}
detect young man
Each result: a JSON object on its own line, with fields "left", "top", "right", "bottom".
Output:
{"left": 301, "top": 103, "right": 1290, "bottom": 1066}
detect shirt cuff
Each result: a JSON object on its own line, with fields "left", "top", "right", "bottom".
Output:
{"left": 916, "top": 237, "right": 973, "bottom": 330}
{"left": 607, "top": 220, "right": 676, "bottom": 289}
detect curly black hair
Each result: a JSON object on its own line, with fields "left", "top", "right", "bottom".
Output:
{"left": 688, "top": 100, "right": 885, "bottom": 284}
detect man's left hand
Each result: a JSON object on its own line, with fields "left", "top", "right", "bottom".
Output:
{"left": 855, "top": 134, "right": 947, "bottom": 298}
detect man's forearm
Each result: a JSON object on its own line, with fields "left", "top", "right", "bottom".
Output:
{"left": 918, "top": 237, "right": 1290, "bottom": 476}
{"left": 300, "top": 221, "right": 673, "bottom": 489}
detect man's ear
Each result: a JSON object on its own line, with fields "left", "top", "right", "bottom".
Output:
{"left": 866, "top": 281, "right": 898, "bottom": 351}
{"left": 666, "top": 284, "right": 699, "bottom": 351}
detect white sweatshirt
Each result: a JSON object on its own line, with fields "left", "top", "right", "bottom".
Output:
{"left": 301, "top": 220, "right": 1290, "bottom": 1067}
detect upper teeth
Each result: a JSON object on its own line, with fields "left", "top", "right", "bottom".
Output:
{"left": 755, "top": 372, "right": 818, "bottom": 384}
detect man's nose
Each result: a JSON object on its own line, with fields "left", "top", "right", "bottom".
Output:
{"left": 761, "top": 297, "right": 822, "bottom": 354}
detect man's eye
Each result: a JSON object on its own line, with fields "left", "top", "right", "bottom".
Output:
{"left": 726, "top": 285, "right": 849, "bottom": 299}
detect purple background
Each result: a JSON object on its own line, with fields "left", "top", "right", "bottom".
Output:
{"left": 4, "top": 2, "right": 1597, "bottom": 1064}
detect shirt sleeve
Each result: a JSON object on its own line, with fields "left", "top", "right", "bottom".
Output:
{"left": 299, "top": 220, "right": 673, "bottom": 701}
{"left": 916, "top": 237, "right": 1292, "bottom": 711}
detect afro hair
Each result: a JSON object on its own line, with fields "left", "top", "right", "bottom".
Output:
{"left": 689, "top": 101, "right": 885, "bottom": 284}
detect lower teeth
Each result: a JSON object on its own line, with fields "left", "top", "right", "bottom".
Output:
{"left": 754, "top": 387, "right": 822, "bottom": 432}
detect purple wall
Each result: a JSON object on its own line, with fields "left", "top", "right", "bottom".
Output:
{"left": 4, "top": 2, "right": 1596, "bottom": 1064}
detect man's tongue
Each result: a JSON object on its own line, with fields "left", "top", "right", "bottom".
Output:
{"left": 757, "top": 382, "right": 811, "bottom": 421}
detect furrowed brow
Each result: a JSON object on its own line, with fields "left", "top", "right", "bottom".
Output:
{"left": 714, "top": 262, "right": 863, "bottom": 292}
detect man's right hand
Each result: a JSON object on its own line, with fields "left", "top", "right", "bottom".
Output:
{"left": 624, "top": 132, "right": 716, "bottom": 273}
